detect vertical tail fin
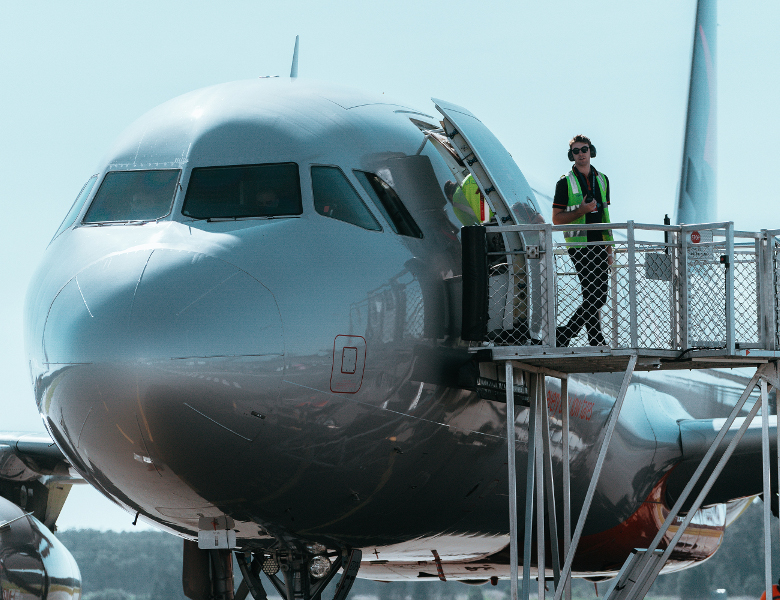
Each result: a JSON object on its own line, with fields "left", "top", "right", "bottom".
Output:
{"left": 675, "top": 0, "right": 717, "bottom": 225}
{"left": 290, "top": 35, "right": 300, "bottom": 79}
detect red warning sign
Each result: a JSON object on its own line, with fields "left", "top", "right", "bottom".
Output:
{"left": 691, "top": 231, "right": 701, "bottom": 244}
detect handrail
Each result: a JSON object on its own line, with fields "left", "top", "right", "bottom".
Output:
{"left": 486, "top": 222, "right": 743, "bottom": 233}
{"left": 469, "top": 220, "right": 778, "bottom": 355}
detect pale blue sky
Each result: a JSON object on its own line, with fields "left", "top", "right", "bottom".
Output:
{"left": 0, "top": 1, "right": 776, "bottom": 530}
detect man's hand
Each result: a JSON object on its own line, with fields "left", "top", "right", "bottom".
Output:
{"left": 552, "top": 200, "right": 598, "bottom": 225}
{"left": 607, "top": 246, "right": 614, "bottom": 267}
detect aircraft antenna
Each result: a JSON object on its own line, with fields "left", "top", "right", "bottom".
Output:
{"left": 290, "top": 35, "right": 299, "bottom": 79}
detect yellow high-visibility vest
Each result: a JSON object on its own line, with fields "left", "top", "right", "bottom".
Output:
{"left": 452, "top": 175, "right": 492, "bottom": 226}
{"left": 562, "top": 170, "right": 612, "bottom": 247}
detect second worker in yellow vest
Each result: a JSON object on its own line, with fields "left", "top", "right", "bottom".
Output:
{"left": 552, "top": 134, "right": 613, "bottom": 347}
{"left": 448, "top": 174, "right": 493, "bottom": 227}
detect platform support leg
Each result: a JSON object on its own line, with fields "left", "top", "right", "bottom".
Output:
{"left": 509, "top": 366, "right": 568, "bottom": 600}
{"left": 561, "top": 378, "right": 571, "bottom": 600}
{"left": 522, "top": 373, "right": 538, "bottom": 600}
{"left": 535, "top": 377, "right": 545, "bottom": 599}
{"left": 541, "top": 376, "right": 560, "bottom": 588}
{"left": 505, "top": 361, "right": 519, "bottom": 600}
{"left": 554, "top": 354, "right": 637, "bottom": 600}
{"left": 762, "top": 379, "right": 772, "bottom": 600}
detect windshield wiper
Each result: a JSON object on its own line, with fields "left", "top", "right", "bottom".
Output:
{"left": 90, "top": 219, "right": 156, "bottom": 226}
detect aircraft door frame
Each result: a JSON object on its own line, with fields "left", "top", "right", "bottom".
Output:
{"left": 423, "top": 100, "right": 545, "bottom": 342}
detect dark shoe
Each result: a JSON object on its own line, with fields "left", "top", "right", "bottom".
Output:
{"left": 556, "top": 327, "right": 571, "bottom": 348}
{"left": 589, "top": 333, "right": 607, "bottom": 346}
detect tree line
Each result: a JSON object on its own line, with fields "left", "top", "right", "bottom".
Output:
{"left": 56, "top": 499, "right": 778, "bottom": 600}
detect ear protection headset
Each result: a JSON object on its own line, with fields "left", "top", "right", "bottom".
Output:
{"left": 568, "top": 143, "right": 597, "bottom": 161}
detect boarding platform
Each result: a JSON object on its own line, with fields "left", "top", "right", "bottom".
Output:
{"left": 463, "top": 221, "right": 780, "bottom": 371}
{"left": 461, "top": 222, "right": 780, "bottom": 600}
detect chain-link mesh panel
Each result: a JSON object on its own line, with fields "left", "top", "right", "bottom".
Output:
{"left": 487, "top": 253, "right": 546, "bottom": 346}
{"left": 634, "top": 244, "right": 677, "bottom": 349}
{"left": 554, "top": 250, "right": 581, "bottom": 344}
{"left": 535, "top": 246, "right": 551, "bottom": 342}
{"left": 605, "top": 244, "right": 629, "bottom": 348}
{"left": 483, "top": 224, "right": 770, "bottom": 353}
{"left": 554, "top": 242, "right": 613, "bottom": 348}
{"left": 551, "top": 242, "right": 677, "bottom": 349}
{"left": 484, "top": 234, "right": 554, "bottom": 345}
{"left": 734, "top": 245, "right": 759, "bottom": 345}
{"left": 685, "top": 243, "right": 727, "bottom": 347}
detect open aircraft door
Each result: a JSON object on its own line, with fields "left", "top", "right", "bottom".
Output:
{"left": 426, "top": 98, "right": 546, "bottom": 342}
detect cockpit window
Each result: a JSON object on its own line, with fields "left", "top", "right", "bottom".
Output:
{"left": 311, "top": 166, "right": 381, "bottom": 231}
{"left": 83, "top": 170, "right": 180, "bottom": 223}
{"left": 52, "top": 174, "right": 98, "bottom": 240}
{"left": 182, "top": 163, "right": 302, "bottom": 220}
{"left": 354, "top": 171, "right": 423, "bottom": 239}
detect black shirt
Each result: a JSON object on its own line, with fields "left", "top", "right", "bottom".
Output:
{"left": 553, "top": 167, "right": 610, "bottom": 242}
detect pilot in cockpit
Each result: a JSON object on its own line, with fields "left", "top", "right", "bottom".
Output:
{"left": 254, "top": 189, "right": 280, "bottom": 214}
{"left": 129, "top": 192, "right": 158, "bottom": 220}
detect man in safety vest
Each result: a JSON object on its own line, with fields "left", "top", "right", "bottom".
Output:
{"left": 759, "top": 577, "right": 780, "bottom": 600}
{"left": 552, "top": 134, "right": 613, "bottom": 347}
{"left": 445, "top": 174, "right": 493, "bottom": 227}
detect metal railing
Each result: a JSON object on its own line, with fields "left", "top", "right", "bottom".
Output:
{"left": 478, "top": 221, "right": 780, "bottom": 354}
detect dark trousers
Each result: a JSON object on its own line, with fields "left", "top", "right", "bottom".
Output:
{"left": 559, "top": 245, "right": 609, "bottom": 346}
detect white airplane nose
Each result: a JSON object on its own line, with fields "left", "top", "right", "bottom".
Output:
{"left": 42, "top": 248, "right": 152, "bottom": 363}
{"left": 36, "top": 247, "right": 285, "bottom": 508}
{"left": 43, "top": 248, "right": 284, "bottom": 363}
{"left": 129, "top": 249, "right": 284, "bottom": 360}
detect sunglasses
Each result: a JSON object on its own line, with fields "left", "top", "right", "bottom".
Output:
{"left": 571, "top": 146, "right": 590, "bottom": 155}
